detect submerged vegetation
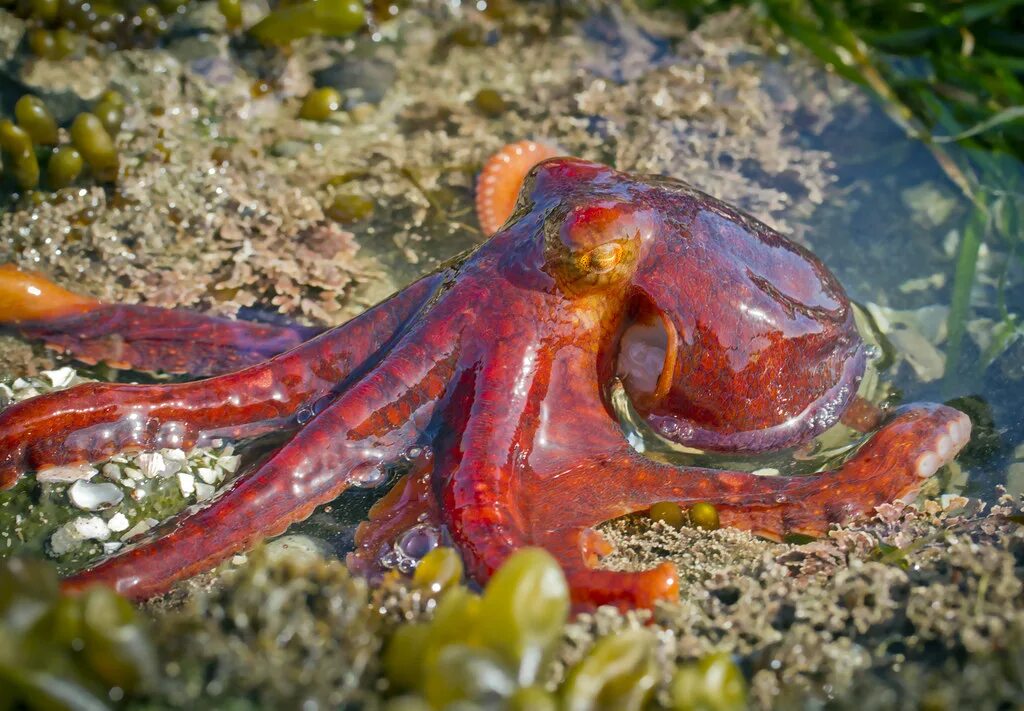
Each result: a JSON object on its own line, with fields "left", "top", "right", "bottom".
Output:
{"left": 0, "top": 92, "right": 121, "bottom": 193}
{"left": 0, "top": 556, "right": 156, "bottom": 709}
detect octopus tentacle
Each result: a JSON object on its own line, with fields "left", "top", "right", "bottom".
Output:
{"left": 0, "top": 263, "right": 322, "bottom": 376}
{"left": 543, "top": 404, "right": 970, "bottom": 540}
{"left": 476, "top": 140, "right": 563, "bottom": 235}
{"left": 0, "top": 274, "right": 443, "bottom": 489}
{"left": 63, "top": 327, "right": 460, "bottom": 599}
{"left": 524, "top": 404, "right": 969, "bottom": 608}
{"left": 433, "top": 350, "right": 534, "bottom": 587}
{"left": 536, "top": 524, "right": 679, "bottom": 610}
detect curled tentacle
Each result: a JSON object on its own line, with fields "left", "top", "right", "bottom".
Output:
{"left": 476, "top": 140, "right": 563, "bottom": 235}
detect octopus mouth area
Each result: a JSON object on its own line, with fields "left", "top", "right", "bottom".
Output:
{"left": 615, "top": 299, "right": 677, "bottom": 411}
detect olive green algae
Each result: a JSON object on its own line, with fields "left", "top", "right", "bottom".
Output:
{"left": 129, "top": 498, "right": 1024, "bottom": 709}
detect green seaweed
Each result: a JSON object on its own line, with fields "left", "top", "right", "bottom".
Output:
{"left": 0, "top": 557, "right": 156, "bottom": 710}
{"left": 248, "top": 0, "right": 365, "bottom": 45}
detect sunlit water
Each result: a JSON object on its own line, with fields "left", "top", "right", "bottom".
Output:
{"left": 0, "top": 2, "right": 1020, "bottom": 572}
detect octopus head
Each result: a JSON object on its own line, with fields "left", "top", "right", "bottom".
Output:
{"left": 519, "top": 157, "right": 866, "bottom": 453}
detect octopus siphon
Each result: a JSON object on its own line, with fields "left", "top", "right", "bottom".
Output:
{"left": 0, "top": 141, "right": 971, "bottom": 609}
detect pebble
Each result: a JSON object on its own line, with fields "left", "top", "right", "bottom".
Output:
{"left": 37, "top": 463, "right": 98, "bottom": 483}
{"left": 177, "top": 471, "right": 196, "bottom": 496}
{"left": 138, "top": 452, "right": 173, "bottom": 478}
{"left": 68, "top": 479, "right": 124, "bottom": 510}
{"left": 42, "top": 367, "right": 76, "bottom": 388}
{"left": 107, "top": 512, "right": 130, "bottom": 532}
{"left": 50, "top": 515, "right": 111, "bottom": 555}
{"left": 124, "top": 466, "right": 145, "bottom": 482}
{"left": 197, "top": 466, "right": 219, "bottom": 484}
{"left": 123, "top": 518, "right": 158, "bottom": 540}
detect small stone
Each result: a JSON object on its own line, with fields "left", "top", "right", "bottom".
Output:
{"left": 124, "top": 467, "right": 144, "bottom": 481}
{"left": 219, "top": 455, "right": 241, "bottom": 473}
{"left": 37, "top": 464, "right": 97, "bottom": 483}
{"left": 266, "top": 535, "right": 329, "bottom": 564}
{"left": 131, "top": 488, "right": 147, "bottom": 501}
{"left": 50, "top": 516, "right": 111, "bottom": 555}
{"left": 123, "top": 518, "right": 158, "bottom": 540}
{"left": 164, "top": 448, "right": 188, "bottom": 462}
{"left": 137, "top": 452, "right": 169, "bottom": 478}
{"left": 197, "top": 467, "right": 219, "bottom": 484}
{"left": 177, "top": 471, "right": 196, "bottom": 497}
{"left": 195, "top": 482, "right": 216, "bottom": 501}
{"left": 102, "top": 541, "right": 124, "bottom": 554}
{"left": 68, "top": 479, "right": 124, "bottom": 510}
{"left": 102, "top": 463, "right": 123, "bottom": 481}
{"left": 107, "top": 512, "right": 130, "bottom": 532}
{"left": 42, "top": 366, "right": 76, "bottom": 388}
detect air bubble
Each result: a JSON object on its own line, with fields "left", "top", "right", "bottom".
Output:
{"left": 397, "top": 524, "right": 439, "bottom": 560}
{"left": 350, "top": 461, "right": 388, "bottom": 488}
{"left": 312, "top": 394, "right": 334, "bottom": 415}
{"left": 295, "top": 407, "right": 314, "bottom": 425}
{"left": 378, "top": 548, "right": 400, "bottom": 569}
{"left": 403, "top": 445, "right": 434, "bottom": 464}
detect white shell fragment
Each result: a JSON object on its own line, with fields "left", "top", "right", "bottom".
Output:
{"left": 123, "top": 518, "right": 159, "bottom": 540}
{"left": 138, "top": 452, "right": 176, "bottom": 478}
{"left": 164, "top": 448, "right": 188, "bottom": 463}
{"left": 107, "top": 512, "right": 130, "bottom": 532}
{"left": 177, "top": 472, "right": 196, "bottom": 497}
{"left": 196, "top": 467, "right": 219, "bottom": 485}
{"left": 102, "top": 463, "right": 123, "bottom": 482}
{"left": 42, "top": 367, "right": 77, "bottom": 388}
{"left": 37, "top": 464, "right": 98, "bottom": 484}
{"left": 195, "top": 482, "right": 216, "bottom": 501}
{"left": 68, "top": 480, "right": 124, "bottom": 510}
{"left": 50, "top": 516, "right": 111, "bottom": 555}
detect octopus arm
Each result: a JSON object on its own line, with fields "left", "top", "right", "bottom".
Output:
{"left": 530, "top": 403, "right": 970, "bottom": 609}
{"left": 13, "top": 304, "right": 323, "bottom": 377}
{"left": 0, "top": 274, "right": 443, "bottom": 489}
{"left": 62, "top": 323, "right": 459, "bottom": 600}
{"left": 0, "top": 263, "right": 322, "bottom": 376}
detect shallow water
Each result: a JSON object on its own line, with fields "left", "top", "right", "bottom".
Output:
{"left": 0, "top": 0, "right": 1019, "bottom": 562}
{"left": 0, "top": 1, "right": 1022, "bottom": 706}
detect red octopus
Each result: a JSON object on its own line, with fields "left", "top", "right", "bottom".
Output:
{"left": 0, "top": 142, "right": 970, "bottom": 609}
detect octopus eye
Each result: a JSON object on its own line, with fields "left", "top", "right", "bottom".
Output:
{"left": 584, "top": 241, "right": 623, "bottom": 273}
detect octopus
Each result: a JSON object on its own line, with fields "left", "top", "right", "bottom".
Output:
{"left": 0, "top": 141, "right": 971, "bottom": 609}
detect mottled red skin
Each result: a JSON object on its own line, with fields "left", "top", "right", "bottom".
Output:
{"left": 0, "top": 157, "right": 970, "bottom": 610}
